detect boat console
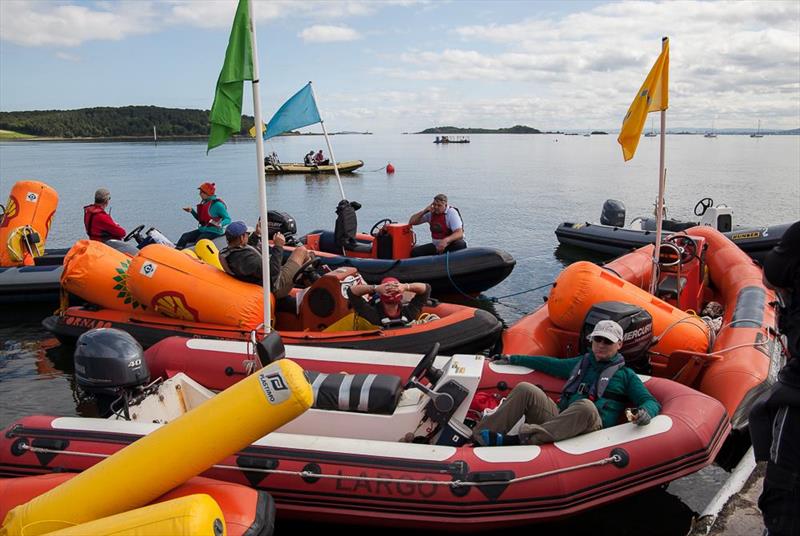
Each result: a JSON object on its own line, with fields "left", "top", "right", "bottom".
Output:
{"left": 655, "top": 233, "right": 707, "bottom": 311}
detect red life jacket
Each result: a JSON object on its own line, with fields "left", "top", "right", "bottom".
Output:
{"left": 196, "top": 198, "right": 225, "bottom": 226}
{"left": 429, "top": 210, "right": 451, "bottom": 240}
{"left": 83, "top": 204, "right": 105, "bottom": 240}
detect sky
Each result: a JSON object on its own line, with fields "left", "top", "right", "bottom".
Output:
{"left": 1, "top": 0, "right": 799, "bottom": 133}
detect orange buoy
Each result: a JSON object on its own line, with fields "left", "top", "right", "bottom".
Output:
{"left": 61, "top": 240, "right": 140, "bottom": 312}
{"left": 386, "top": 163, "right": 395, "bottom": 174}
{"left": 0, "top": 180, "right": 59, "bottom": 267}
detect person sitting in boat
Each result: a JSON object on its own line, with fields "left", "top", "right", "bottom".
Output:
{"left": 83, "top": 188, "right": 126, "bottom": 242}
{"left": 346, "top": 277, "right": 431, "bottom": 328}
{"left": 265, "top": 151, "right": 279, "bottom": 166}
{"left": 408, "top": 193, "right": 466, "bottom": 256}
{"left": 219, "top": 220, "right": 313, "bottom": 299}
{"left": 304, "top": 151, "right": 315, "bottom": 166}
{"left": 474, "top": 320, "right": 660, "bottom": 446}
{"left": 176, "top": 182, "right": 231, "bottom": 249}
{"left": 750, "top": 220, "right": 800, "bottom": 536}
{"left": 314, "top": 149, "right": 329, "bottom": 166}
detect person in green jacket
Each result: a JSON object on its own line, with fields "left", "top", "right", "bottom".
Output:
{"left": 474, "top": 319, "right": 661, "bottom": 446}
{"left": 175, "top": 182, "right": 231, "bottom": 249}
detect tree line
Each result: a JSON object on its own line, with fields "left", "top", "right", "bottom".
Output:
{"left": 0, "top": 106, "right": 256, "bottom": 138}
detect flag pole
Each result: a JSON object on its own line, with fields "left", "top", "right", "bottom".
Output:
{"left": 650, "top": 36, "right": 669, "bottom": 295}
{"left": 308, "top": 82, "right": 346, "bottom": 200}
{"left": 246, "top": 0, "right": 272, "bottom": 332}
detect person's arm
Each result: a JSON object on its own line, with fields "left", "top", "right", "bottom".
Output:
{"left": 95, "top": 212, "right": 127, "bottom": 240}
{"left": 437, "top": 227, "right": 464, "bottom": 252}
{"left": 403, "top": 283, "right": 431, "bottom": 319}
{"left": 209, "top": 202, "right": 231, "bottom": 228}
{"left": 346, "top": 287, "right": 382, "bottom": 325}
{"left": 625, "top": 370, "right": 661, "bottom": 419}
{"left": 349, "top": 282, "right": 385, "bottom": 297}
{"left": 409, "top": 205, "right": 433, "bottom": 226}
{"left": 438, "top": 209, "right": 464, "bottom": 250}
{"left": 505, "top": 354, "right": 582, "bottom": 379}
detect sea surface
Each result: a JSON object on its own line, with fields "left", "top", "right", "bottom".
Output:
{"left": 1, "top": 134, "right": 798, "bottom": 534}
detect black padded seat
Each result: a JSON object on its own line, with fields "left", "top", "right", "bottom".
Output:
{"left": 657, "top": 274, "right": 687, "bottom": 300}
{"left": 306, "top": 371, "right": 403, "bottom": 414}
{"left": 319, "top": 230, "right": 372, "bottom": 254}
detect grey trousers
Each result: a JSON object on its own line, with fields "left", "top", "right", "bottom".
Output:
{"left": 473, "top": 382, "right": 602, "bottom": 445}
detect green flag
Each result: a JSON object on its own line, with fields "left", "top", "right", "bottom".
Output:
{"left": 207, "top": 0, "right": 253, "bottom": 153}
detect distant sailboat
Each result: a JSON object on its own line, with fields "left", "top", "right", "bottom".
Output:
{"left": 750, "top": 120, "right": 764, "bottom": 138}
{"left": 704, "top": 120, "right": 717, "bottom": 138}
{"left": 644, "top": 118, "right": 656, "bottom": 137}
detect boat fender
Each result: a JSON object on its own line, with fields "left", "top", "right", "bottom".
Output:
{"left": 195, "top": 239, "right": 223, "bottom": 270}
{"left": 386, "top": 162, "right": 395, "bottom": 174}
{"left": 61, "top": 240, "right": 142, "bottom": 312}
{"left": 0, "top": 180, "right": 59, "bottom": 267}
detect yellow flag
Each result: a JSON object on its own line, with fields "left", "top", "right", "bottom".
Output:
{"left": 617, "top": 38, "right": 669, "bottom": 161}
{"left": 248, "top": 122, "right": 266, "bottom": 138}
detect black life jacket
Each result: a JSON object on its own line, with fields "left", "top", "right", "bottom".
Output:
{"left": 559, "top": 353, "right": 626, "bottom": 409}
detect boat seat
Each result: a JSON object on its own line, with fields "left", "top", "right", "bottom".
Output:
{"left": 319, "top": 230, "right": 372, "bottom": 254}
{"left": 657, "top": 274, "right": 686, "bottom": 300}
{"left": 306, "top": 371, "right": 403, "bottom": 415}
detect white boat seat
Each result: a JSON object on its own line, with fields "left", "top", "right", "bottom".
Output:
{"left": 306, "top": 371, "right": 403, "bottom": 415}
{"left": 657, "top": 274, "right": 686, "bottom": 300}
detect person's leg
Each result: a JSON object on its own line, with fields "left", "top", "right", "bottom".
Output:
{"left": 274, "top": 259, "right": 301, "bottom": 298}
{"left": 758, "top": 406, "right": 800, "bottom": 536}
{"left": 175, "top": 229, "right": 199, "bottom": 249}
{"left": 445, "top": 239, "right": 467, "bottom": 252}
{"left": 410, "top": 243, "right": 437, "bottom": 257}
{"left": 520, "top": 399, "right": 602, "bottom": 445}
{"left": 473, "top": 383, "right": 558, "bottom": 443}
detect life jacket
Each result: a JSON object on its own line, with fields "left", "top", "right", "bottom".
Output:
{"left": 196, "top": 197, "right": 225, "bottom": 226}
{"left": 429, "top": 206, "right": 462, "bottom": 240}
{"left": 559, "top": 353, "right": 626, "bottom": 410}
{"left": 83, "top": 204, "right": 106, "bottom": 240}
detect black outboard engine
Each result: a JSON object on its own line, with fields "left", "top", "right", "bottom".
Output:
{"left": 267, "top": 210, "right": 298, "bottom": 245}
{"left": 580, "top": 301, "right": 654, "bottom": 373}
{"left": 600, "top": 199, "right": 626, "bottom": 227}
{"left": 74, "top": 328, "right": 150, "bottom": 417}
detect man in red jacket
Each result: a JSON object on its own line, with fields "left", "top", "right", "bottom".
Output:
{"left": 83, "top": 188, "right": 126, "bottom": 242}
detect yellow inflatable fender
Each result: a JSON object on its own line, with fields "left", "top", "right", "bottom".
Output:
{"left": 0, "top": 359, "right": 312, "bottom": 536}
{"left": 42, "top": 494, "right": 225, "bottom": 536}
{"left": 181, "top": 248, "right": 200, "bottom": 259}
{"left": 0, "top": 180, "right": 59, "bottom": 267}
{"left": 195, "top": 239, "right": 223, "bottom": 270}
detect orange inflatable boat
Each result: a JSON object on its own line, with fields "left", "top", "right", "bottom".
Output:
{"left": 503, "top": 226, "right": 783, "bottom": 430}
{"left": 0, "top": 180, "right": 58, "bottom": 267}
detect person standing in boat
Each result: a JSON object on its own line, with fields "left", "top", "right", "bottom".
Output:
{"left": 176, "top": 182, "right": 230, "bottom": 249}
{"left": 83, "top": 188, "right": 126, "bottom": 242}
{"left": 750, "top": 220, "right": 800, "bottom": 536}
{"left": 219, "top": 220, "right": 313, "bottom": 299}
{"left": 474, "top": 320, "right": 660, "bottom": 446}
{"left": 408, "top": 193, "right": 466, "bottom": 256}
{"left": 347, "top": 277, "right": 431, "bottom": 327}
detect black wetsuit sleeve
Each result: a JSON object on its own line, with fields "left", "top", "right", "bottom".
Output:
{"left": 403, "top": 284, "right": 431, "bottom": 320}
{"left": 347, "top": 287, "right": 382, "bottom": 326}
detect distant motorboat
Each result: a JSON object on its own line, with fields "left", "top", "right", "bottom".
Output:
{"left": 433, "top": 135, "right": 470, "bottom": 144}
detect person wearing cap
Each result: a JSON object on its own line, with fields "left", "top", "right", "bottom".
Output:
{"left": 408, "top": 193, "right": 466, "bottom": 256}
{"left": 473, "top": 319, "right": 660, "bottom": 446}
{"left": 83, "top": 188, "right": 126, "bottom": 242}
{"left": 219, "top": 220, "right": 313, "bottom": 299}
{"left": 175, "top": 182, "right": 231, "bottom": 249}
{"left": 750, "top": 220, "right": 800, "bottom": 536}
{"left": 346, "top": 278, "right": 431, "bottom": 327}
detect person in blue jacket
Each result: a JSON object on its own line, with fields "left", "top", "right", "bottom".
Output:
{"left": 474, "top": 319, "right": 660, "bottom": 446}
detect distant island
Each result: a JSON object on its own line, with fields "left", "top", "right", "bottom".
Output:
{"left": 417, "top": 125, "right": 542, "bottom": 134}
{"left": 0, "top": 106, "right": 369, "bottom": 140}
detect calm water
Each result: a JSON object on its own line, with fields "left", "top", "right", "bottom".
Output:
{"left": 1, "top": 134, "right": 798, "bottom": 533}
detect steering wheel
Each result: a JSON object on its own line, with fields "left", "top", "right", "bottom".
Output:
{"left": 694, "top": 197, "right": 714, "bottom": 217}
{"left": 292, "top": 256, "right": 322, "bottom": 285}
{"left": 370, "top": 218, "right": 394, "bottom": 237}
{"left": 124, "top": 224, "right": 145, "bottom": 242}
{"left": 660, "top": 234, "right": 699, "bottom": 266}
{"left": 405, "top": 342, "right": 440, "bottom": 389}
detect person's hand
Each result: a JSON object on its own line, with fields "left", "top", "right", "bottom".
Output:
{"left": 273, "top": 232, "right": 285, "bottom": 248}
{"left": 491, "top": 354, "right": 511, "bottom": 365}
{"left": 435, "top": 241, "right": 447, "bottom": 254}
{"left": 633, "top": 408, "right": 652, "bottom": 426}
{"left": 182, "top": 206, "right": 192, "bottom": 213}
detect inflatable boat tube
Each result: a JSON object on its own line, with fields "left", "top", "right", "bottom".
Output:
{"left": 0, "top": 180, "right": 58, "bottom": 267}
{"left": 0, "top": 359, "right": 311, "bottom": 535}
{"left": 61, "top": 240, "right": 140, "bottom": 312}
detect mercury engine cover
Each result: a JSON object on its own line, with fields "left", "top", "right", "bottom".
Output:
{"left": 580, "top": 301, "right": 654, "bottom": 373}
{"left": 267, "top": 210, "right": 297, "bottom": 244}
{"left": 74, "top": 328, "right": 149, "bottom": 394}
{"left": 600, "top": 199, "right": 626, "bottom": 227}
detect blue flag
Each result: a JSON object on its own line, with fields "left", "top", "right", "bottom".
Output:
{"left": 264, "top": 83, "right": 321, "bottom": 140}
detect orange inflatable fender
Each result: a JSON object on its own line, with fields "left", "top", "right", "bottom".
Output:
{"left": 547, "top": 261, "right": 710, "bottom": 356}
{"left": 0, "top": 180, "right": 59, "bottom": 266}
{"left": 61, "top": 240, "right": 141, "bottom": 312}
{"left": 126, "top": 244, "right": 265, "bottom": 329}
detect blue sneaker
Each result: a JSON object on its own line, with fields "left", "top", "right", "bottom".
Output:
{"left": 476, "top": 430, "right": 503, "bottom": 447}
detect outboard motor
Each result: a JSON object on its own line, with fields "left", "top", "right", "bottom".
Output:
{"left": 600, "top": 199, "right": 626, "bottom": 227}
{"left": 267, "top": 210, "right": 298, "bottom": 245}
{"left": 74, "top": 328, "right": 150, "bottom": 417}
{"left": 580, "top": 301, "right": 654, "bottom": 373}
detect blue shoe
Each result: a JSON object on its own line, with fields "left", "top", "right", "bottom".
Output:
{"left": 476, "top": 430, "right": 503, "bottom": 447}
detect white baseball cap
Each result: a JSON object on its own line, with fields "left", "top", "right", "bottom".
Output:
{"left": 587, "top": 320, "right": 624, "bottom": 343}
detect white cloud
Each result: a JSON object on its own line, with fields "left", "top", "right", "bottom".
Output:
{"left": 298, "top": 25, "right": 361, "bottom": 43}
{"left": 55, "top": 51, "right": 80, "bottom": 62}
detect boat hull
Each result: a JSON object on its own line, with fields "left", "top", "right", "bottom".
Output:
{"left": 265, "top": 160, "right": 364, "bottom": 174}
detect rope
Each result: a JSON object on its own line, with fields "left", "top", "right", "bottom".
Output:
{"left": 20, "top": 443, "right": 619, "bottom": 488}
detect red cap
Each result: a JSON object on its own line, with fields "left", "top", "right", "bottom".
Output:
{"left": 199, "top": 182, "right": 216, "bottom": 195}
{"left": 380, "top": 277, "right": 403, "bottom": 304}
{"left": 381, "top": 277, "right": 400, "bottom": 285}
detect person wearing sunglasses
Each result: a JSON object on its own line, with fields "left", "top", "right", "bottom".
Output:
{"left": 474, "top": 319, "right": 660, "bottom": 446}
